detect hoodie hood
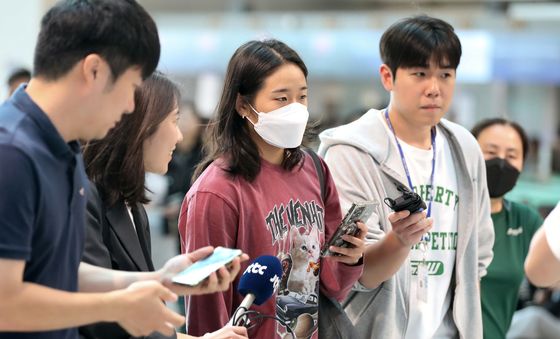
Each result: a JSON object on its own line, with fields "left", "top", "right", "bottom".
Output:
{"left": 319, "top": 108, "right": 410, "bottom": 186}
{"left": 318, "top": 109, "right": 391, "bottom": 165}
{"left": 318, "top": 108, "right": 466, "bottom": 187}
{"left": 319, "top": 108, "right": 461, "bottom": 167}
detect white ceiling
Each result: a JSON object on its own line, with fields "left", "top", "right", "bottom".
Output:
{"left": 136, "top": 0, "right": 553, "bottom": 13}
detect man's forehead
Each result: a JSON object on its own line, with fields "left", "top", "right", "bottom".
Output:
{"left": 402, "top": 58, "right": 454, "bottom": 69}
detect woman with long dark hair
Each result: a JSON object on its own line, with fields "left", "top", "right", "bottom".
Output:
{"left": 81, "top": 72, "right": 248, "bottom": 339}
{"left": 179, "top": 40, "right": 366, "bottom": 338}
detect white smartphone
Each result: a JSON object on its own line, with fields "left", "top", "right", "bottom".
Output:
{"left": 172, "top": 247, "right": 242, "bottom": 286}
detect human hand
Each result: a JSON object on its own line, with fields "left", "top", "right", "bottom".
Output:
{"left": 327, "top": 221, "right": 368, "bottom": 265}
{"left": 111, "top": 280, "right": 184, "bottom": 337}
{"left": 202, "top": 325, "right": 248, "bottom": 338}
{"left": 159, "top": 246, "right": 249, "bottom": 296}
{"left": 388, "top": 210, "right": 433, "bottom": 247}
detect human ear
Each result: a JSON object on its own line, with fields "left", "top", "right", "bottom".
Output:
{"left": 379, "top": 64, "right": 394, "bottom": 92}
{"left": 235, "top": 93, "right": 250, "bottom": 118}
{"left": 82, "top": 54, "right": 110, "bottom": 89}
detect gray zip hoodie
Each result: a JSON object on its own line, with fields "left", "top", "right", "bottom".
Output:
{"left": 318, "top": 109, "right": 494, "bottom": 339}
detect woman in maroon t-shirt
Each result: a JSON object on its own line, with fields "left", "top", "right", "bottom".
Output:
{"left": 179, "top": 39, "right": 367, "bottom": 339}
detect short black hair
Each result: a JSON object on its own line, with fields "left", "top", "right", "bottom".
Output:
{"left": 380, "top": 15, "right": 462, "bottom": 79}
{"left": 7, "top": 68, "right": 31, "bottom": 86}
{"left": 471, "top": 118, "right": 529, "bottom": 162}
{"left": 34, "top": 0, "right": 160, "bottom": 81}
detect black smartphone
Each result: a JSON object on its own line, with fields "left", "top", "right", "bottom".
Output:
{"left": 321, "top": 201, "right": 377, "bottom": 256}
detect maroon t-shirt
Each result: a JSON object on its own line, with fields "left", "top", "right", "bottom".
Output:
{"left": 179, "top": 153, "right": 362, "bottom": 338}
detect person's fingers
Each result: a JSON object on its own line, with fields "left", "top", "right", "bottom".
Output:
{"left": 239, "top": 253, "right": 250, "bottom": 263}
{"left": 157, "top": 285, "right": 179, "bottom": 303}
{"left": 392, "top": 213, "right": 433, "bottom": 246}
{"left": 355, "top": 221, "right": 368, "bottom": 239}
{"left": 157, "top": 308, "right": 185, "bottom": 332}
{"left": 227, "top": 257, "right": 242, "bottom": 280}
{"left": 216, "top": 266, "right": 232, "bottom": 290}
{"left": 387, "top": 210, "right": 411, "bottom": 224}
{"left": 392, "top": 211, "right": 426, "bottom": 233}
{"left": 204, "top": 271, "right": 218, "bottom": 290}
{"left": 404, "top": 217, "right": 433, "bottom": 237}
{"left": 427, "top": 220, "right": 433, "bottom": 231}
{"left": 407, "top": 219, "right": 433, "bottom": 242}
{"left": 329, "top": 245, "right": 349, "bottom": 257}
{"left": 328, "top": 245, "right": 362, "bottom": 263}
{"left": 408, "top": 228, "right": 428, "bottom": 243}
{"left": 231, "top": 326, "right": 248, "bottom": 335}
{"left": 341, "top": 234, "right": 365, "bottom": 247}
{"left": 423, "top": 218, "right": 434, "bottom": 231}
{"left": 155, "top": 321, "right": 176, "bottom": 337}
{"left": 187, "top": 246, "right": 214, "bottom": 262}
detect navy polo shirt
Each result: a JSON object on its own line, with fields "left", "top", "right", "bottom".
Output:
{"left": 0, "top": 86, "right": 87, "bottom": 339}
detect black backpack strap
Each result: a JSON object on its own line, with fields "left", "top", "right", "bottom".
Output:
{"left": 303, "top": 148, "right": 358, "bottom": 339}
{"left": 304, "top": 148, "right": 326, "bottom": 203}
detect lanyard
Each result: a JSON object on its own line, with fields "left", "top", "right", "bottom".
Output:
{"left": 384, "top": 109, "right": 436, "bottom": 221}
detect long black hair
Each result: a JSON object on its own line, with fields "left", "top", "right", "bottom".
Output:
{"left": 194, "top": 39, "right": 309, "bottom": 182}
{"left": 83, "top": 72, "right": 180, "bottom": 206}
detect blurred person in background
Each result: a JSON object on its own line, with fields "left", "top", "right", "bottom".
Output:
{"left": 6, "top": 68, "right": 31, "bottom": 97}
{"left": 179, "top": 39, "right": 366, "bottom": 338}
{"left": 319, "top": 15, "right": 494, "bottom": 339}
{"left": 82, "top": 71, "right": 248, "bottom": 339}
{"left": 471, "top": 118, "right": 543, "bottom": 339}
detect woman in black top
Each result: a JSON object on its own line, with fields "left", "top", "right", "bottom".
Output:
{"left": 81, "top": 72, "right": 248, "bottom": 339}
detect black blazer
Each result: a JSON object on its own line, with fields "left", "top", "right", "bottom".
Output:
{"left": 79, "top": 183, "right": 176, "bottom": 339}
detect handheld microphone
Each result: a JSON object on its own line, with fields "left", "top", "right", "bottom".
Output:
{"left": 227, "top": 255, "right": 283, "bottom": 326}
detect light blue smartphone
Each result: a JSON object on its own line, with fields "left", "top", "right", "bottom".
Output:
{"left": 172, "top": 247, "right": 242, "bottom": 286}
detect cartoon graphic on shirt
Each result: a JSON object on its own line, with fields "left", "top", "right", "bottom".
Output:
{"left": 264, "top": 199, "right": 323, "bottom": 339}
{"left": 287, "top": 226, "right": 320, "bottom": 296}
{"left": 277, "top": 226, "right": 320, "bottom": 339}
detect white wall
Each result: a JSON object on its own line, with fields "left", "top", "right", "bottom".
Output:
{"left": 0, "top": 1, "right": 43, "bottom": 98}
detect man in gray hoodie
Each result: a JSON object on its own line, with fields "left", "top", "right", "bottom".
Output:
{"left": 318, "top": 15, "right": 494, "bottom": 339}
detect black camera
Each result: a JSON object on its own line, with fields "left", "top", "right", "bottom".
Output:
{"left": 383, "top": 184, "right": 426, "bottom": 214}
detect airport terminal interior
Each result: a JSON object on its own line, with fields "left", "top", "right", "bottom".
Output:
{"left": 2, "top": 1, "right": 560, "bottom": 336}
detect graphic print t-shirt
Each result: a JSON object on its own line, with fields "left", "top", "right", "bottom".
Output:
{"left": 179, "top": 154, "right": 362, "bottom": 339}
{"left": 380, "top": 114, "right": 459, "bottom": 339}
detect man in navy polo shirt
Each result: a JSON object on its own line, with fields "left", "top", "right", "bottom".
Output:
{"left": 0, "top": 1, "right": 244, "bottom": 339}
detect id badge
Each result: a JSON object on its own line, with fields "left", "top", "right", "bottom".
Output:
{"left": 417, "top": 260, "right": 428, "bottom": 303}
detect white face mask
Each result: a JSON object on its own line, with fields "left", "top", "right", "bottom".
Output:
{"left": 246, "top": 102, "right": 309, "bottom": 149}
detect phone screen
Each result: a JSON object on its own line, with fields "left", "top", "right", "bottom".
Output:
{"left": 172, "top": 247, "right": 242, "bottom": 286}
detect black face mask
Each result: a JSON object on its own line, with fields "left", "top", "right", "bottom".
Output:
{"left": 485, "top": 157, "right": 520, "bottom": 198}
